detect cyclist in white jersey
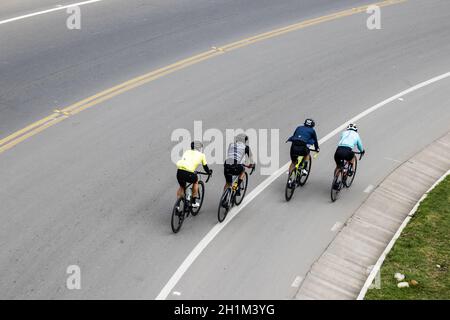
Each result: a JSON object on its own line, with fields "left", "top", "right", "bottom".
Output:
{"left": 223, "top": 133, "right": 255, "bottom": 195}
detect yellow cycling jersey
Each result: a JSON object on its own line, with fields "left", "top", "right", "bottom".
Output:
{"left": 176, "top": 150, "right": 207, "bottom": 173}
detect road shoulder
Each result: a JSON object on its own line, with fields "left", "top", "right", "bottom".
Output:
{"left": 295, "top": 131, "right": 450, "bottom": 300}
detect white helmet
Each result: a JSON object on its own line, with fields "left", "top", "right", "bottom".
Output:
{"left": 347, "top": 123, "right": 358, "bottom": 132}
{"left": 191, "top": 141, "right": 203, "bottom": 151}
{"left": 235, "top": 133, "right": 248, "bottom": 144}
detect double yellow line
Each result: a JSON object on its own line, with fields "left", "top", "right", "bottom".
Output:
{"left": 0, "top": 0, "right": 406, "bottom": 155}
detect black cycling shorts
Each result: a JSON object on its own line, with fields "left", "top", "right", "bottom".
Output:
{"left": 334, "top": 146, "right": 355, "bottom": 167}
{"left": 224, "top": 163, "right": 245, "bottom": 184}
{"left": 290, "top": 142, "right": 310, "bottom": 163}
{"left": 177, "top": 169, "right": 198, "bottom": 189}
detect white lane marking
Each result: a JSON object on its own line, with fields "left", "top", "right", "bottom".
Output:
{"left": 398, "top": 97, "right": 404, "bottom": 101}
{"left": 384, "top": 157, "right": 402, "bottom": 163}
{"left": 331, "top": 222, "right": 344, "bottom": 232}
{"left": 0, "top": 0, "right": 103, "bottom": 25}
{"left": 291, "top": 276, "right": 304, "bottom": 288}
{"left": 155, "top": 71, "right": 450, "bottom": 300}
{"left": 172, "top": 291, "right": 181, "bottom": 296}
{"left": 364, "top": 185, "right": 375, "bottom": 193}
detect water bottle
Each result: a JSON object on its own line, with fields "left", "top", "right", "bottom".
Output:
{"left": 186, "top": 188, "right": 192, "bottom": 202}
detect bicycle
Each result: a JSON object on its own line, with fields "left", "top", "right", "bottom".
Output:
{"left": 285, "top": 148, "right": 318, "bottom": 202}
{"left": 217, "top": 164, "right": 255, "bottom": 223}
{"left": 171, "top": 171, "right": 211, "bottom": 233}
{"left": 330, "top": 152, "right": 364, "bottom": 202}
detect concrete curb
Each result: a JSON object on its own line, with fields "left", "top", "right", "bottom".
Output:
{"left": 357, "top": 168, "right": 450, "bottom": 300}
{"left": 295, "top": 132, "right": 450, "bottom": 300}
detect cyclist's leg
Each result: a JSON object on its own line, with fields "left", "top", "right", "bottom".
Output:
{"left": 303, "top": 148, "right": 311, "bottom": 169}
{"left": 289, "top": 162, "right": 296, "bottom": 174}
{"left": 236, "top": 165, "right": 245, "bottom": 195}
{"left": 192, "top": 174, "right": 199, "bottom": 198}
{"left": 176, "top": 187, "right": 184, "bottom": 198}
{"left": 289, "top": 144, "right": 300, "bottom": 174}
{"left": 238, "top": 165, "right": 245, "bottom": 181}
{"left": 176, "top": 169, "right": 187, "bottom": 198}
{"left": 304, "top": 147, "right": 311, "bottom": 165}
{"left": 347, "top": 150, "right": 356, "bottom": 176}
{"left": 224, "top": 164, "right": 232, "bottom": 190}
{"left": 333, "top": 148, "right": 344, "bottom": 180}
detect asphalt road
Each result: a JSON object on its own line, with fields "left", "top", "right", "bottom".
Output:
{"left": 0, "top": 0, "right": 449, "bottom": 299}
{"left": 0, "top": 0, "right": 373, "bottom": 137}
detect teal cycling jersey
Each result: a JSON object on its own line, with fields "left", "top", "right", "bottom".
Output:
{"left": 338, "top": 130, "right": 364, "bottom": 152}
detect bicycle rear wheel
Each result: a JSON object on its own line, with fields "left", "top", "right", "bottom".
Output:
{"left": 218, "top": 189, "right": 231, "bottom": 222}
{"left": 191, "top": 181, "right": 205, "bottom": 216}
{"left": 171, "top": 198, "right": 185, "bottom": 233}
{"left": 285, "top": 170, "right": 296, "bottom": 201}
{"left": 298, "top": 159, "right": 312, "bottom": 186}
{"left": 331, "top": 174, "right": 342, "bottom": 202}
{"left": 345, "top": 158, "right": 358, "bottom": 188}
{"left": 234, "top": 172, "right": 248, "bottom": 206}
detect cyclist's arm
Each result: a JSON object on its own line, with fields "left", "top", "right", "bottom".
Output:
{"left": 286, "top": 127, "right": 299, "bottom": 143}
{"left": 245, "top": 146, "right": 255, "bottom": 165}
{"left": 201, "top": 154, "right": 211, "bottom": 173}
{"left": 312, "top": 130, "right": 320, "bottom": 151}
{"left": 356, "top": 136, "right": 364, "bottom": 153}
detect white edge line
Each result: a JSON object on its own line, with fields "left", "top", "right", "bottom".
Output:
{"left": 155, "top": 71, "right": 450, "bottom": 300}
{"left": 0, "top": 0, "right": 103, "bottom": 25}
{"left": 291, "top": 276, "right": 304, "bottom": 288}
{"left": 331, "top": 222, "right": 344, "bottom": 232}
{"left": 357, "top": 168, "right": 450, "bottom": 300}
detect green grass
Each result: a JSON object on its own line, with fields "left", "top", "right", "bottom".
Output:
{"left": 365, "top": 175, "right": 450, "bottom": 300}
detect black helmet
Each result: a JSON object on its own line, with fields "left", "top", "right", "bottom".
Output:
{"left": 304, "top": 118, "right": 315, "bottom": 128}
{"left": 191, "top": 140, "right": 203, "bottom": 151}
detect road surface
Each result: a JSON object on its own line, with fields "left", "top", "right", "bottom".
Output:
{"left": 0, "top": 0, "right": 449, "bottom": 299}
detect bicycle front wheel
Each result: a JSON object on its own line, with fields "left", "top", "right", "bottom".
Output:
{"left": 218, "top": 189, "right": 231, "bottom": 222}
{"left": 285, "top": 170, "right": 296, "bottom": 202}
{"left": 234, "top": 172, "right": 248, "bottom": 206}
{"left": 191, "top": 181, "right": 205, "bottom": 216}
{"left": 171, "top": 198, "right": 185, "bottom": 233}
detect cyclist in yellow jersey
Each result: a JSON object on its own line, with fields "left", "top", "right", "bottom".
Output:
{"left": 176, "top": 141, "right": 212, "bottom": 207}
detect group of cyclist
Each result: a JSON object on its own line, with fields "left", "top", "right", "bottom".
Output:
{"left": 176, "top": 133, "right": 255, "bottom": 208}
{"left": 175, "top": 119, "right": 365, "bottom": 206}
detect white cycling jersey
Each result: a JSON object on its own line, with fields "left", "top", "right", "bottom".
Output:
{"left": 225, "top": 142, "right": 248, "bottom": 165}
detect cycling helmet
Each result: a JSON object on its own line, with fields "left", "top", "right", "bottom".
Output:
{"left": 235, "top": 133, "right": 248, "bottom": 144}
{"left": 304, "top": 118, "right": 315, "bottom": 128}
{"left": 347, "top": 123, "right": 358, "bottom": 132}
{"left": 191, "top": 140, "right": 204, "bottom": 151}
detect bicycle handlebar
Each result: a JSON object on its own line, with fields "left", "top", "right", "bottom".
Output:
{"left": 354, "top": 151, "right": 365, "bottom": 160}
{"left": 243, "top": 164, "right": 256, "bottom": 175}
{"left": 196, "top": 171, "right": 211, "bottom": 183}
